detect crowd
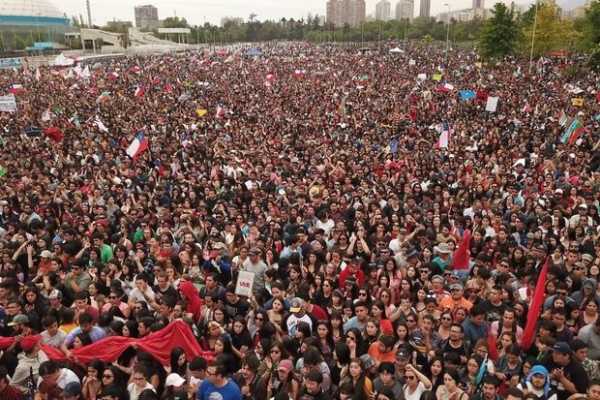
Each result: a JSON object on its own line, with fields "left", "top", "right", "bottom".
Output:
{"left": 0, "top": 41, "right": 600, "bottom": 400}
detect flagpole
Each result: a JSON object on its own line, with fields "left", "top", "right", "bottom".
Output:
{"left": 529, "top": 0, "right": 539, "bottom": 74}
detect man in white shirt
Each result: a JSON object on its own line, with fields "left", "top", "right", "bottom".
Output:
{"left": 128, "top": 273, "right": 156, "bottom": 309}
{"left": 37, "top": 360, "right": 80, "bottom": 395}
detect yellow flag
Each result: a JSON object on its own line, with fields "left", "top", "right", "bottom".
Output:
{"left": 432, "top": 73, "right": 442, "bottom": 82}
{"left": 196, "top": 108, "right": 208, "bottom": 117}
{"left": 571, "top": 98, "right": 584, "bottom": 107}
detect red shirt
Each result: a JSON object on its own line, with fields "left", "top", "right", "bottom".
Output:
{"left": 309, "top": 304, "right": 328, "bottom": 321}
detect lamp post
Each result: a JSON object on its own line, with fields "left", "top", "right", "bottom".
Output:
{"left": 529, "top": 0, "right": 539, "bottom": 73}
{"left": 444, "top": 3, "right": 451, "bottom": 66}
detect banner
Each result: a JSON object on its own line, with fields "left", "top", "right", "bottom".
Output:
{"left": 235, "top": 270, "right": 255, "bottom": 297}
{"left": 0, "top": 95, "right": 17, "bottom": 112}
{"left": 486, "top": 96, "right": 499, "bottom": 113}
{"left": 571, "top": 98, "right": 584, "bottom": 107}
{"left": 0, "top": 57, "right": 22, "bottom": 69}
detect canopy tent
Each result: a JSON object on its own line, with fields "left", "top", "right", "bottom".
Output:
{"left": 389, "top": 47, "right": 404, "bottom": 54}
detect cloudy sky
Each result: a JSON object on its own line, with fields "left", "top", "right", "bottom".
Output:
{"left": 59, "top": 0, "right": 582, "bottom": 26}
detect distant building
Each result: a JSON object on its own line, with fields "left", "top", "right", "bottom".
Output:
{"left": 396, "top": 0, "right": 414, "bottom": 20}
{"left": 134, "top": 5, "right": 159, "bottom": 31}
{"left": 326, "top": 0, "right": 366, "bottom": 27}
{"left": 375, "top": 0, "right": 392, "bottom": 21}
{"left": 436, "top": 7, "right": 488, "bottom": 22}
{"left": 420, "top": 0, "right": 431, "bottom": 18}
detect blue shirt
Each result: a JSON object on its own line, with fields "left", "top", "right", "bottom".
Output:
{"left": 64, "top": 326, "right": 106, "bottom": 346}
{"left": 197, "top": 379, "right": 241, "bottom": 400}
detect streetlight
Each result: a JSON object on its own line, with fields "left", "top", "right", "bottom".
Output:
{"left": 529, "top": 0, "right": 539, "bottom": 73}
{"left": 444, "top": 3, "right": 451, "bottom": 66}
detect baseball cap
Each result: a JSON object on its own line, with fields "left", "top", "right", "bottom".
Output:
{"left": 360, "top": 354, "right": 375, "bottom": 369}
{"left": 278, "top": 359, "right": 293, "bottom": 373}
{"left": 63, "top": 382, "right": 82, "bottom": 397}
{"left": 8, "top": 314, "right": 29, "bottom": 327}
{"left": 553, "top": 341, "right": 571, "bottom": 354}
{"left": 449, "top": 283, "right": 463, "bottom": 291}
{"left": 289, "top": 297, "right": 304, "bottom": 313}
{"left": 165, "top": 373, "right": 186, "bottom": 387}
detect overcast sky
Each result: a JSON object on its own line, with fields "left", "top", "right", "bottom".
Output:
{"left": 59, "top": 0, "right": 580, "bottom": 26}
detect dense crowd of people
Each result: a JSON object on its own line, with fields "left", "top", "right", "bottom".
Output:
{"left": 0, "top": 41, "right": 600, "bottom": 400}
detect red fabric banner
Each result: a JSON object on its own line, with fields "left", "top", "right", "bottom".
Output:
{"left": 0, "top": 320, "right": 211, "bottom": 366}
{"left": 520, "top": 258, "right": 549, "bottom": 350}
{"left": 451, "top": 230, "right": 471, "bottom": 270}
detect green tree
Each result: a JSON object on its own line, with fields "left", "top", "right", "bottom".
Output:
{"left": 581, "top": 0, "right": 600, "bottom": 49}
{"left": 521, "top": 0, "right": 578, "bottom": 57}
{"left": 162, "top": 17, "right": 189, "bottom": 28}
{"left": 479, "top": 3, "right": 518, "bottom": 59}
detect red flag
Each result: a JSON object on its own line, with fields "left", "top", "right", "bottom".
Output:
{"left": 521, "top": 258, "right": 549, "bottom": 350}
{"left": 451, "top": 230, "right": 471, "bottom": 270}
{"left": 487, "top": 333, "right": 499, "bottom": 361}
{"left": 43, "top": 127, "right": 64, "bottom": 143}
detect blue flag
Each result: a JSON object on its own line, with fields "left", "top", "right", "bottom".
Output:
{"left": 459, "top": 90, "right": 476, "bottom": 101}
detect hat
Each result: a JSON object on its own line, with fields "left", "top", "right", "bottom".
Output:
{"left": 48, "top": 289, "right": 62, "bottom": 300}
{"left": 278, "top": 359, "right": 293, "bottom": 373}
{"left": 553, "top": 341, "right": 571, "bottom": 354}
{"left": 360, "top": 354, "right": 375, "bottom": 369}
{"left": 8, "top": 314, "right": 29, "bottom": 327}
{"left": 289, "top": 297, "right": 304, "bottom": 313}
{"left": 449, "top": 283, "right": 463, "bottom": 291}
{"left": 63, "top": 382, "right": 82, "bottom": 397}
{"left": 165, "top": 373, "right": 186, "bottom": 387}
{"left": 555, "top": 188, "right": 563, "bottom": 194}
{"left": 434, "top": 243, "right": 452, "bottom": 254}
{"left": 396, "top": 350, "right": 410, "bottom": 360}
{"left": 431, "top": 274, "right": 444, "bottom": 283}
{"left": 582, "top": 254, "right": 594, "bottom": 263}
{"left": 40, "top": 250, "right": 52, "bottom": 258}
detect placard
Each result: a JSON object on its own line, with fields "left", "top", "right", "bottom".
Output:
{"left": 486, "top": 96, "right": 499, "bottom": 113}
{"left": 235, "top": 270, "right": 255, "bottom": 297}
{"left": 0, "top": 95, "right": 16, "bottom": 112}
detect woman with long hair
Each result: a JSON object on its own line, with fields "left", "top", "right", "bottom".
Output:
{"left": 340, "top": 358, "right": 373, "bottom": 400}
{"left": 168, "top": 347, "right": 187, "bottom": 376}
{"left": 331, "top": 311, "right": 345, "bottom": 343}
{"left": 257, "top": 340, "right": 289, "bottom": 377}
{"left": 315, "top": 320, "right": 335, "bottom": 364}
{"left": 230, "top": 315, "right": 253, "bottom": 359}
{"left": 427, "top": 356, "right": 445, "bottom": 394}
{"left": 82, "top": 359, "right": 105, "bottom": 400}
{"left": 346, "top": 327, "right": 368, "bottom": 359}
{"left": 435, "top": 367, "right": 467, "bottom": 400}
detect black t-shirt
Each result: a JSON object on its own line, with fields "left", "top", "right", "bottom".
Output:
{"left": 480, "top": 300, "right": 505, "bottom": 322}
{"left": 224, "top": 298, "right": 250, "bottom": 320}
{"left": 542, "top": 355, "right": 589, "bottom": 400}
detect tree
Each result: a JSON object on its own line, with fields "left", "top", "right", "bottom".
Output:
{"left": 581, "top": 0, "right": 600, "bottom": 49}
{"left": 479, "top": 3, "right": 518, "bottom": 59}
{"left": 521, "top": 0, "right": 578, "bottom": 57}
{"left": 162, "top": 17, "right": 188, "bottom": 28}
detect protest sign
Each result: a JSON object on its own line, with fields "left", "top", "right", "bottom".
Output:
{"left": 235, "top": 271, "right": 255, "bottom": 297}
{"left": 486, "top": 96, "right": 499, "bottom": 113}
{"left": 0, "top": 95, "right": 17, "bottom": 112}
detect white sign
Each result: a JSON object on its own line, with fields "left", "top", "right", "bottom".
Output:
{"left": 0, "top": 95, "right": 16, "bottom": 112}
{"left": 417, "top": 73, "right": 427, "bottom": 81}
{"left": 409, "top": 59, "right": 416, "bottom": 66}
{"left": 486, "top": 96, "right": 499, "bottom": 113}
{"left": 235, "top": 270, "right": 255, "bottom": 297}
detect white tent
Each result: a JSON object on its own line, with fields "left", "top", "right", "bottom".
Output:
{"left": 53, "top": 53, "right": 75, "bottom": 67}
{"left": 389, "top": 47, "right": 404, "bottom": 54}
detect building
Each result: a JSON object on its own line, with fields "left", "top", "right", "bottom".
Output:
{"left": 134, "top": 4, "right": 159, "bottom": 31}
{"left": 0, "top": 0, "right": 70, "bottom": 50}
{"left": 420, "top": 0, "right": 431, "bottom": 18}
{"left": 326, "top": 0, "right": 366, "bottom": 27}
{"left": 472, "top": 0, "right": 485, "bottom": 9}
{"left": 375, "top": 0, "right": 392, "bottom": 21}
{"left": 396, "top": 0, "right": 415, "bottom": 20}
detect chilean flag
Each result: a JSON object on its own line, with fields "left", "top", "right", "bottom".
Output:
{"left": 126, "top": 131, "right": 149, "bottom": 160}
{"left": 9, "top": 84, "right": 24, "bottom": 95}
{"left": 435, "top": 122, "right": 451, "bottom": 149}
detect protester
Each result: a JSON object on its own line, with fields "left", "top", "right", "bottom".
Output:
{"left": 0, "top": 41, "right": 600, "bottom": 399}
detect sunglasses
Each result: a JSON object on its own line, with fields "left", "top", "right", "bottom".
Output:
{"left": 103, "top": 374, "right": 113, "bottom": 379}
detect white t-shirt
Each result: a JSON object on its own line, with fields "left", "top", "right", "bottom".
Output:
{"left": 37, "top": 368, "right": 80, "bottom": 389}
{"left": 128, "top": 382, "right": 155, "bottom": 400}
{"left": 403, "top": 382, "right": 427, "bottom": 400}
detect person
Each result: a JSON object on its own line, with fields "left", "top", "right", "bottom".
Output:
{"left": 128, "top": 365, "right": 156, "bottom": 400}
{"left": 63, "top": 381, "right": 83, "bottom": 400}
{"left": 435, "top": 367, "right": 467, "bottom": 400}
{"left": 566, "top": 380, "right": 600, "bottom": 400}
{"left": 542, "top": 342, "right": 589, "bottom": 400}
{"left": 36, "top": 360, "right": 80, "bottom": 399}
{"left": 472, "top": 376, "right": 501, "bottom": 400}
{"left": 578, "top": 317, "right": 600, "bottom": 360}
{"left": 517, "top": 365, "right": 558, "bottom": 400}
{"left": 373, "top": 362, "right": 403, "bottom": 400}
{"left": 403, "top": 363, "right": 432, "bottom": 400}
{"left": 61, "top": 312, "right": 106, "bottom": 358}
{"left": 299, "top": 369, "right": 326, "bottom": 400}
{"left": 0, "top": 365, "right": 23, "bottom": 400}
{"left": 505, "top": 388, "right": 525, "bottom": 400}
{"left": 197, "top": 359, "right": 242, "bottom": 400}
{"left": 11, "top": 336, "right": 49, "bottom": 394}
